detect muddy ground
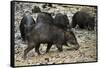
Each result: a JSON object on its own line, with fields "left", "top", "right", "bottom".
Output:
{"left": 13, "top": 2, "right": 97, "bottom": 66}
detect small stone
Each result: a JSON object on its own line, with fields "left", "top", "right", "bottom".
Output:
{"left": 45, "top": 58, "right": 49, "bottom": 62}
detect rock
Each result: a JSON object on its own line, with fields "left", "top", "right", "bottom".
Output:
{"left": 45, "top": 58, "right": 49, "bottom": 62}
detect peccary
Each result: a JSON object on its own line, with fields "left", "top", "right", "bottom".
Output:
{"left": 23, "top": 13, "right": 79, "bottom": 59}
{"left": 72, "top": 11, "right": 95, "bottom": 30}
{"left": 54, "top": 13, "right": 70, "bottom": 30}
{"left": 19, "top": 15, "right": 35, "bottom": 41}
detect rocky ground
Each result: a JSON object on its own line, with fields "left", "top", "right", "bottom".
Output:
{"left": 14, "top": 2, "right": 97, "bottom": 66}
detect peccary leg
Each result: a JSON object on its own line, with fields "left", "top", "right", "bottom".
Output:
{"left": 56, "top": 44, "right": 63, "bottom": 52}
{"left": 35, "top": 43, "right": 41, "bottom": 55}
{"left": 72, "top": 20, "right": 77, "bottom": 28}
{"left": 64, "top": 43, "right": 69, "bottom": 47}
{"left": 46, "top": 43, "right": 52, "bottom": 53}
{"left": 23, "top": 43, "right": 34, "bottom": 59}
{"left": 79, "top": 24, "right": 84, "bottom": 29}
